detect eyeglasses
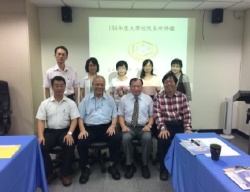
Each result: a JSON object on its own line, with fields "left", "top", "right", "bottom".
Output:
{"left": 164, "top": 80, "right": 175, "bottom": 85}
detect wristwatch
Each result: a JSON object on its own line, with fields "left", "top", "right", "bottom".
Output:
{"left": 161, "top": 127, "right": 165, "bottom": 131}
{"left": 67, "top": 131, "right": 72, "bottom": 136}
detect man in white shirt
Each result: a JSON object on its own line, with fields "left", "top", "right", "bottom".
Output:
{"left": 37, "top": 76, "right": 80, "bottom": 186}
{"left": 43, "top": 46, "right": 79, "bottom": 103}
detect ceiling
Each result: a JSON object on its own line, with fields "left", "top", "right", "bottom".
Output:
{"left": 29, "top": 0, "right": 250, "bottom": 11}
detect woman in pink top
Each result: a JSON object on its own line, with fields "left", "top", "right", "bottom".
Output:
{"left": 140, "top": 59, "right": 161, "bottom": 99}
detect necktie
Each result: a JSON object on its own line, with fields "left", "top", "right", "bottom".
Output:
{"left": 131, "top": 96, "right": 139, "bottom": 127}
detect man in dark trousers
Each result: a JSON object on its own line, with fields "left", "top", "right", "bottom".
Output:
{"left": 153, "top": 71, "right": 192, "bottom": 181}
{"left": 37, "top": 76, "right": 79, "bottom": 186}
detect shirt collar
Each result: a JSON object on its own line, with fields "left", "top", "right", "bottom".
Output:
{"left": 163, "top": 91, "right": 177, "bottom": 98}
{"left": 128, "top": 93, "right": 141, "bottom": 100}
{"left": 49, "top": 95, "right": 67, "bottom": 102}
{"left": 90, "top": 92, "right": 107, "bottom": 100}
{"left": 53, "top": 64, "right": 68, "bottom": 72}
{"left": 84, "top": 74, "right": 90, "bottom": 80}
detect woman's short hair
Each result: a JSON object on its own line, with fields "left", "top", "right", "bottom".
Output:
{"left": 116, "top": 60, "right": 128, "bottom": 70}
{"left": 85, "top": 57, "right": 100, "bottom": 73}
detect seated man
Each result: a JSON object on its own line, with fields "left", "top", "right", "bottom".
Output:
{"left": 77, "top": 75, "right": 121, "bottom": 184}
{"left": 153, "top": 71, "right": 192, "bottom": 181}
{"left": 36, "top": 76, "right": 80, "bottom": 186}
{"left": 118, "top": 78, "right": 154, "bottom": 179}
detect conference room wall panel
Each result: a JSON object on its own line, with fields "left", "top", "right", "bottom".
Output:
{"left": 237, "top": 10, "right": 250, "bottom": 135}
{"left": 26, "top": 0, "right": 43, "bottom": 135}
{"left": 192, "top": 10, "right": 243, "bottom": 132}
{"left": 0, "top": 0, "right": 35, "bottom": 135}
{"left": 39, "top": 8, "right": 244, "bottom": 131}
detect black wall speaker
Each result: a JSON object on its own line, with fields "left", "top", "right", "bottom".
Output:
{"left": 212, "top": 8, "right": 223, "bottom": 24}
{"left": 61, "top": 6, "right": 72, "bottom": 23}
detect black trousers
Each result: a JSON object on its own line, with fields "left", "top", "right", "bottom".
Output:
{"left": 40, "top": 128, "right": 75, "bottom": 177}
{"left": 77, "top": 123, "right": 121, "bottom": 169}
{"left": 157, "top": 120, "right": 184, "bottom": 170}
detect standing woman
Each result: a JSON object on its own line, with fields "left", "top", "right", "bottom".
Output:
{"left": 109, "top": 60, "right": 130, "bottom": 107}
{"left": 170, "top": 58, "right": 192, "bottom": 101}
{"left": 140, "top": 59, "right": 161, "bottom": 99}
{"left": 79, "top": 57, "right": 99, "bottom": 101}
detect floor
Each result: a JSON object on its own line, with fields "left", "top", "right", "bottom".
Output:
{"left": 46, "top": 132, "right": 249, "bottom": 192}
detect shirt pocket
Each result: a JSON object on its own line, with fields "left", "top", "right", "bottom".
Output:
{"left": 65, "top": 77, "right": 73, "bottom": 88}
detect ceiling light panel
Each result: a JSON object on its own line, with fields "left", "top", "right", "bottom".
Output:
{"left": 133, "top": 1, "right": 168, "bottom": 9}
{"left": 196, "top": 1, "right": 234, "bottom": 9}
{"left": 164, "top": 2, "right": 202, "bottom": 9}
{"left": 227, "top": 2, "right": 250, "bottom": 10}
{"left": 99, "top": 1, "right": 133, "bottom": 8}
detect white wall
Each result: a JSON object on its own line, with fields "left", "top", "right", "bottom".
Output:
{"left": 39, "top": 8, "right": 244, "bottom": 131}
{"left": 26, "top": 0, "right": 43, "bottom": 134}
{"left": 0, "top": 0, "right": 42, "bottom": 135}
{"left": 0, "top": 0, "right": 34, "bottom": 135}
{"left": 191, "top": 10, "right": 243, "bottom": 131}
{"left": 237, "top": 10, "right": 250, "bottom": 135}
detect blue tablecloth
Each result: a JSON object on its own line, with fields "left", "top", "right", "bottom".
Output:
{"left": 0, "top": 135, "right": 48, "bottom": 192}
{"left": 165, "top": 132, "right": 250, "bottom": 192}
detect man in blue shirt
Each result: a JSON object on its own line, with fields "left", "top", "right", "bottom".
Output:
{"left": 77, "top": 75, "right": 121, "bottom": 184}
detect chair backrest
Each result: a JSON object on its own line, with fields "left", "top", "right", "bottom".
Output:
{"left": 0, "top": 81, "right": 10, "bottom": 112}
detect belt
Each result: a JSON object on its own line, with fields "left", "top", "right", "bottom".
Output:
{"left": 165, "top": 120, "right": 182, "bottom": 123}
{"left": 165, "top": 120, "right": 183, "bottom": 126}
{"left": 125, "top": 123, "right": 146, "bottom": 127}
{"left": 45, "top": 128, "right": 69, "bottom": 131}
{"left": 85, "top": 123, "right": 111, "bottom": 127}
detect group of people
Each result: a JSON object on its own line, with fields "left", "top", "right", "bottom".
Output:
{"left": 36, "top": 45, "right": 193, "bottom": 186}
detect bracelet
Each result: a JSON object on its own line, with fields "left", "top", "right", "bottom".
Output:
{"left": 160, "top": 127, "right": 165, "bottom": 131}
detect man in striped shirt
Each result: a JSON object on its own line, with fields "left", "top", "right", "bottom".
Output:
{"left": 153, "top": 71, "right": 192, "bottom": 181}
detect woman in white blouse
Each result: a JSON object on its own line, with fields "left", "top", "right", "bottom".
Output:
{"left": 109, "top": 60, "right": 130, "bottom": 107}
{"left": 79, "top": 57, "right": 99, "bottom": 101}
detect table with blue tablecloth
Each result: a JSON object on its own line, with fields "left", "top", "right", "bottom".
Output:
{"left": 165, "top": 132, "right": 250, "bottom": 192}
{"left": 0, "top": 135, "right": 48, "bottom": 192}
